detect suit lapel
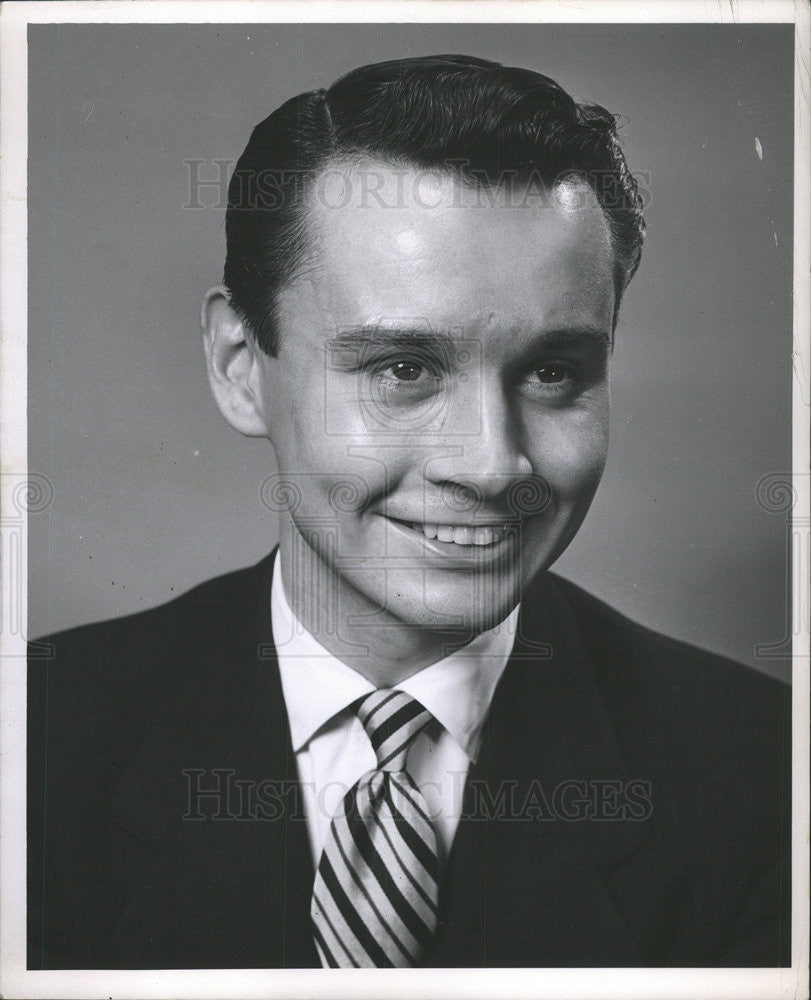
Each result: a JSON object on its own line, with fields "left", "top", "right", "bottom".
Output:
{"left": 430, "top": 572, "right": 653, "bottom": 967}
{"left": 108, "top": 551, "right": 318, "bottom": 968}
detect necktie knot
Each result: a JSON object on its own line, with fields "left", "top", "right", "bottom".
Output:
{"left": 355, "top": 689, "right": 432, "bottom": 772}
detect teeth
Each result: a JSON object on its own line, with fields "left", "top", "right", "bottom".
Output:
{"left": 474, "top": 526, "right": 496, "bottom": 545}
{"left": 408, "top": 521, "right": 507, "bottom": 546}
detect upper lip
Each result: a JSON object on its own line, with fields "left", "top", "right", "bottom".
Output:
{"left": 384, "top": 514, "right": 517, "bottom": 527}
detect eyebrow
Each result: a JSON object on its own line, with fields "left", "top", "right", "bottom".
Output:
{"left": 329, "top": 324, "right": 611, "bottom": 350}
{"left": 329, "top": 326, "right": 459, "bottom": 349}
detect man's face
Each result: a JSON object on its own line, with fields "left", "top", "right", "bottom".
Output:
{"left": 253, "top": 162, "right": 615, "bottom": 639}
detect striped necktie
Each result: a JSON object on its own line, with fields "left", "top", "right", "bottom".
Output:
{"left": 310, "top": 688, "right": 440, "bottom": 967}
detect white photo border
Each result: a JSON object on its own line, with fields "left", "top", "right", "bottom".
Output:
{"left": 1, "top": 2, "right": 808, "bottom": 998}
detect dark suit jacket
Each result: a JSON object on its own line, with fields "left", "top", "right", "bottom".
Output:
{"left": 28, "top": 551, "right": 791, "bottom": 968}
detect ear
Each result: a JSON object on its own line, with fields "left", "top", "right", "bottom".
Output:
{"left": 201, "top": 286, "right": 269, "bottom": 437}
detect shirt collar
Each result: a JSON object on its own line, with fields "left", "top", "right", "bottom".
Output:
{"left": 271, "top": 556, "right": 518, "bottom": 762}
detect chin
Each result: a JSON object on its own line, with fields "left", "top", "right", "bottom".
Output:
{"left": 387, "top": 579, "right": 522, "bottom": 636}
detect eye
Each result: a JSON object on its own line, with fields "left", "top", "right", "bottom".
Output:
{"left": 375, "top": 357, "right": 440, "bottom": 392}
{"left": 518, "top": 359, "right": 582, "bottom": 398}
{"left": 533, "top": 364, "right": 569, "bottom": 384}
{"left": 387, "top": 360, "right": 424, "bottom": 382}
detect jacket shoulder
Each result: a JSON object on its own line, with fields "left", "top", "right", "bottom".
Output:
{"left": 548, "top": 571, "right": 788, "bottom": 687}
{"left": 27, "top": 555, "right": 275, "bottom": 759}
{"left": 546, "top": 572, "right": 790, "bottom": 806}
{"left": 31, "top": 558, "right": 268, "bottom": 670}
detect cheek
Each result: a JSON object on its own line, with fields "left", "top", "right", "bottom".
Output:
{"left": 282, "top": 408, "right": 411, "bottom": 518}
{"left": 284, "top": 378, "right": 375, "bottom": 465}
{"left": 528, "top": 411, "right": 609, "bottom": 501}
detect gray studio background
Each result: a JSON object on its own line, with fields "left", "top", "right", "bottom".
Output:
{"left": 28, "top": 23, "right": 793, "bottom": 681}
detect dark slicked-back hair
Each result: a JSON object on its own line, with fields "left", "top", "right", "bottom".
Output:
{"left": 224, "top": 54, "right": 645, "bottom": 356}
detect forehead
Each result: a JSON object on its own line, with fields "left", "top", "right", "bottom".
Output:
{"left": 282, "top": 159, "right": 615, "bottom": 337}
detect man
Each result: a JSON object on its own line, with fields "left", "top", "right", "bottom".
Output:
{"left": 28, "top": 54, "right": 790, "bottom": 969}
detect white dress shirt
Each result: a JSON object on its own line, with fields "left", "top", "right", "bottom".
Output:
{"left": 271, "top": 557, "right": 519, "bottom": 868}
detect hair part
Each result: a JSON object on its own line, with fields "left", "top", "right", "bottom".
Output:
{"left": 224, "top": 54, "right": 646, "bottom": 356}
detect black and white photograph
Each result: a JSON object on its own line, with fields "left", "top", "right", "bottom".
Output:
{"left": 1, "top": 2, "right": 808, "bottom": 998}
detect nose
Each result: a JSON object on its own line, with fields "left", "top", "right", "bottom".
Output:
{"left": 424, "top": 378, "right": 534, "bottom": 504}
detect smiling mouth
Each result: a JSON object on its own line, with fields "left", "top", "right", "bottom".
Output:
{"left": 387, "top": 518, "right": 511, "bottom": 547}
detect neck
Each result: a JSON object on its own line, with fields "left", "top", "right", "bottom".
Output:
{"left": 277, "top": 525, "right": 479, "bottom": 687}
